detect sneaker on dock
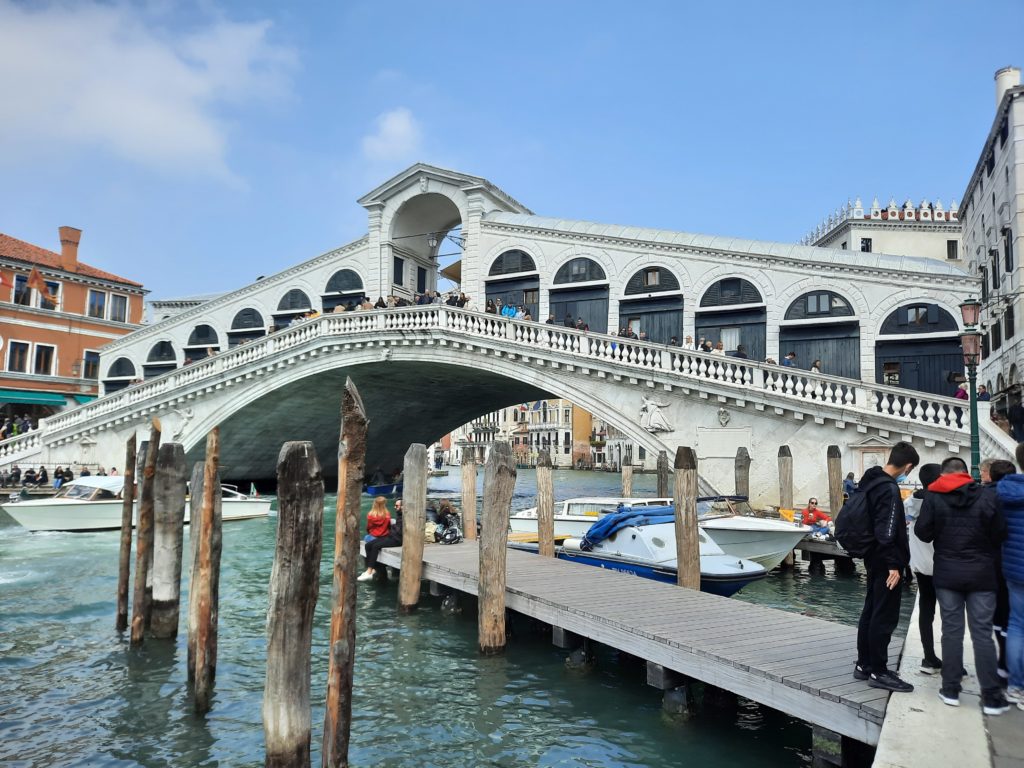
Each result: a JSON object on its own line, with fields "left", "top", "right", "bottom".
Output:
{"left": 1005, "top": 687, "right": 1024, "bottom": 704}
{"left": 982, "top": 694, "right": 1010, "bottom": 716}
{"left": 868, "top": 671, "right": 914, "bottom": 692}
{"left": 938, "top": 689, "right": 960, "bottom": 707}
{"left": 920, "top": 657, "right": 942, "bottom": 675}
{"left": 853, "top": 663, "right": 870, "bottom": 681}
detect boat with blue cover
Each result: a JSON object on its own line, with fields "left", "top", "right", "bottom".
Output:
{"left": 364, "top": 481, "right": 403, "bottom": 497}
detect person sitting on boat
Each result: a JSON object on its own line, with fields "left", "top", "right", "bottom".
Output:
{"left": 359, "top": 499, "right": 403, "bottom": 583}
{"left": 801, "top": 498, "right": 831, "bottom": 536}
{"left": 369, "top": 466, "right": 388, "bottom": 487}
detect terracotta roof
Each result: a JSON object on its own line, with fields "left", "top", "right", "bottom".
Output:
{"left": 0, "top": 232, "right": 144, "bottom": 288}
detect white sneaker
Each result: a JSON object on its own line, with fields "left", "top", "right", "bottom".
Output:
{"left": 356, "top": 571, "right": 374, "bottom": 582}
{"left": 1005, "top": 687, "right": 1024, "bottom": 704}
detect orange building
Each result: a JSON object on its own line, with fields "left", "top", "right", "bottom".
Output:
{"left": 0, "top": 227, "right": 146, "bottom": 418}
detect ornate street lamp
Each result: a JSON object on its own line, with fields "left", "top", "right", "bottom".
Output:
{"left": 959, "top": 297, "right": 984, "bottom": 479}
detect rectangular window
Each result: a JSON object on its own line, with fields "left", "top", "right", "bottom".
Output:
{"left": 719, "top": 326, "right": 741, "bottom": 350}
{"left": 981, "top": 267, "right": 989, "bottom": 303}
{"left": 719, "top": 278, "right": 741, "bottom": 300}
{"left": 7, "top": 341, "right": 29, "bottom": 373}
{"left": 807, "top": 292, "right": 830, "bottom": 315}
{"left": 83, "top": 350, "right": 101, "bottom": 379}
{"left": 840, "top": 242, "right": 847, "bottom": 250}
{"left": 992, "top": 322, "right": 1002, "bottom": 351}
{"left": 992, "top": 250, "right": 1000, "bottom": 289}
{"left": 642, "top": 269, "right": 659, "bottom": 287}
{"left": 570, "top": 261, "right": 588, "bottom": 278}
{"left": 947, "top": 240, "right": 959, "bottom": 260}
{"left": 33, "top": 344, "right": 54, "bottom": 375}
{"left": 523, "top": 288, "right": 539, "bottom": 306}
{"left": 109, "top": 294, "right": 128, "bottom": 323}
{"left": 416, "top": 266, "right": 427, "bottom": 294}
{"left": 860, "top": 238, "right": 872, "bottom": 253}
{"left": 1005, "top": 305, "right": 1015, "bottom": 340}
{"left": 564, "top": 431, "right": 571, "bottom": 455}
{"left": 882, "top": 362, "right": 900, "bottom": 387}
{"left": 13, "top": 275, "right": 29, "bottom": 306}
{"left": 1005, "top": 228, "right": 1014, "bottom": 273}
{"left": 40, "top": 281, "right": 60, "bottom": 310}
{"left": 87, "top": 290, "right": 106, "bottom": 319}
{"left": 908, "top": 307, "right": 928, "bottom": 325}
{"left": 638, "top": 447, "right": 646, "bottom": 461}
{"left": 392, "top": 256, "right": 404, "bottom": 286}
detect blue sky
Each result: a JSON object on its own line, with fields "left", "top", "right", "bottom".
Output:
{"left": 0, "top": 0, "right": 1019, "bottom": 300}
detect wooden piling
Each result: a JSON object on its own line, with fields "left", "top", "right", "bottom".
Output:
{"left": 479, "top": 442, "right": 516, "bottom": 654}
{"left": 186, "top": 460, "right": 204, "bottom": 679}
{"left": 323, "top": 379, "right": 368, "bottom": 768}
{"left": 397, "top": 444, "right": 428, "bottom": 614}
{"left": 130, "top": 420, "right": 161, "bottom": 645}
{"left": 191, "top": 428, "right": 222, "bottom": 714}
{"left": 778, "top": 445, "right": 794, "bottom": 511}
{"left": 656, "top": 451, "right": 670, "bottom": 498}
{"left": 826, "top": 445, "right": 843, "bottom": 518}
{"left": 150, "top": 443, "right": 187, "bottom": 639}
{"left": 735, "top": 447, "right": 751, "bottom": 498}
{"left": 536, "top": 450, "right": 555, "bottom": 558}
{"left": 115, "top": 434, "right": 137, "bottom": 632}
{"left": 461, "top": 449, "right": 477, "bottom": 541}
{"left": 621, "top": 463, "right": 633, "bottom": 497}
{"left": 673, "top": 447, "right": 700, "bottom": 590}
{"left": 264, "top": 441, "right": 324, "bottom": 768}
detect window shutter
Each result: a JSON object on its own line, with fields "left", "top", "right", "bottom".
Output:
{"left": 927, "top": 304, "right": 938, "bottom": 324}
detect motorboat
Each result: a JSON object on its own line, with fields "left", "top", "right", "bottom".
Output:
{"left": 509, "top": 495, "right": 809, "bottom": 570}
{"left": 365, "top": 481, "right": 403, "bottom": 497}
{"left": 0, "top": 476, "right": 272, "bottom": 533}
{"left": 510, "top": 505, "right": 766, "bottom": 597}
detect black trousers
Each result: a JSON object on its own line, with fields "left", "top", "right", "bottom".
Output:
{"left": 364, "top": 533, "right": 402, "bottom": 569}
{"left": 916, "top": 572, "right": 938, "bottom": 661}
{"left": 857, "top": 559, "right": 903, "bottom": 674}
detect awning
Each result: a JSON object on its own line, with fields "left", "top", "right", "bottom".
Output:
{"left": 0, "top": 388, "right": 68, "bottom": 406}
{"left": 73, "top": 394, "right": 97, "bottom": 404}
{"left": 440, "top": 259, "right": 462, "bottom": 284}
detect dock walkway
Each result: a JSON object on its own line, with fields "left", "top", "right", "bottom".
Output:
{"left": 375, "top": 541, "right": 901, "bottom": 746}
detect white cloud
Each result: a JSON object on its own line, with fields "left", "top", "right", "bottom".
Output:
{"left": 0, "top": 1, "right": 296, "bottom": 179}
{"left": 361, "top": 108, "right": 422, "bottom": 163}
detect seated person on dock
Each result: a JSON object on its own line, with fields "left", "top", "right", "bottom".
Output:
{"left": 363, "top": 496, "right": 391, "bottom": 544}
{"left": 801, "top": 498, "right": 831, "bottom": 535}
{"left": 359, "top": 502, "right": 404, "bottom": 583}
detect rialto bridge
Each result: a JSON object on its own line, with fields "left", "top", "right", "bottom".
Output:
{"left": 0, "top": 165, "right": 1012, "bottom": 504}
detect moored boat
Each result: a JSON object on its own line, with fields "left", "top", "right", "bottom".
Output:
{"left": 364, "top": 481, "right": 403, "bottom": 497}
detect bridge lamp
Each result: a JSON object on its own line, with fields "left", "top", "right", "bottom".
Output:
{"left": 427, "top": 233, "right": 439, "bottom": 248}
{"left": 958, "top": 299, "right": 983, "bottom": 480}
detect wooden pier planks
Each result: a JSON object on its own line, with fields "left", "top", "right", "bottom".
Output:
{"left": 372, "top": 541, "right": 899, "bottom": 745}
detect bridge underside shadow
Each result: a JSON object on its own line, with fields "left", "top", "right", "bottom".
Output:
{"left": 186, "top": 361, "right": 552, "bottom": 484}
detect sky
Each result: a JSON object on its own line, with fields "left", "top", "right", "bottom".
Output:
{"left": 0, "top": 0, "right": 1020, "bottom": 302}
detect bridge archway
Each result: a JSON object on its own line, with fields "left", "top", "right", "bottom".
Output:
{"left": 550, "top": 257, "right": 609, "bottom": 332}
{"left": 103, "top": 357, "right": 136, "bottom": 394}
{"left": 696, "top": 277, "right": 766, "bottom": 359}
{"left": 779, "top": 290, "right": 860, "bottom": 379}
{"left": 322, "top": 269, "right": 364, "bottom": 311}
{"left": 618, "top": 266, "right": 683, "bottom": 343}
{"left": 185, "top": 324, "right": 220, "bottom": 361}
{"left": 875, "top": 302, "right": 961, "bottom": 396}
{"left": 387, "top": 193, "right": 463, "bottom": 298}
{"left": 485, "top": 249, "right": 539, "bottom": 319}
{"left": 273, "top": 289, "right": 314, "bottom": 330}
{"left": 143, "top": 341, "right": 177, "bottom": 379}
{"left": 228, "top": 308, "right": 266, "bottom": 347}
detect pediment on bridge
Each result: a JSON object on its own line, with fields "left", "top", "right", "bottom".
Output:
{"left": 357, "top": 163, "right": 533, "bottom": 214}
{"left": 847, "top": 435, "right": 893, "bottom": 450}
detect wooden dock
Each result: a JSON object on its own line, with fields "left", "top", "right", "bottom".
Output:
{"left": 373, "top": 541, "right": 901, "bottom": 746}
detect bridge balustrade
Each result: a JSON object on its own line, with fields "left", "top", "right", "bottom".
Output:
{"left": 4, "top": 305, "right": 968, "bottom": 455}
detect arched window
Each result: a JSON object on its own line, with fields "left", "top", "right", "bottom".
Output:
{"left": 107, "top": 357, "right": 136, "bottom": 378}
{"left": 231, "top": 308, "right": 264, "bottom": 330}
{"left": 325, "top": 269, "right": 363, "bottom": 294}
{"left": 187, "top": 324, "right": 219, "bottom": 347}
{"left": 624, "top": 267, "right": 680, "bottom": 295}
{"left": 784, "top": 291, "right": 855, "bottom": 320}
{"left": 879, "top": 303, "right": 958, "bottom": 335}
{"left": 553, "top": 257, "right": 606, "bottom": 284}
{"left": 489, "top": 250, "right": 537, "bottom": 276}
{"left": 700, "top": 278, "right": 763, "bottom": 307}
{"left": 147, "top": 341, "right": 176, "bottom": 363}
{"left": 277, "top": 289, "right": 312, "bottom": 312}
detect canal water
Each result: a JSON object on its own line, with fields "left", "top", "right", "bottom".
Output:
{"left": 0, "top": 469, "right": 912, "bottom": 767}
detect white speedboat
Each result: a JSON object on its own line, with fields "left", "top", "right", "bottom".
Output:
{"left": 509, "top": 495, "right": 808, "bottom": 570}
{"left": 0, "top": 476, "right": 272, "bottom": 533}
{"left": 510, "top": 505, "right": 766, "bottom": 597}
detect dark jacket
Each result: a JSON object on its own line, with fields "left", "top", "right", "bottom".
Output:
{"left": 996, "top": 473, "right": 1024, "bottom": 584}
{"left": 915, "top": 472, "right": 1007, "bottom": 591}
{"left": 857, "top": 465, "right": 910, "bottom": 570}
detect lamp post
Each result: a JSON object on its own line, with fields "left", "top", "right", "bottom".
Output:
{"left": 959, "top": 298, "right": 983, "bottom": 480}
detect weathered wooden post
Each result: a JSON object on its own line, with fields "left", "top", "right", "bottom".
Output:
{"left": 536, "top": 450, "right": 555, "bottom": 558}
{"left": 130, "top": 420, "right": 161, "bottom": 645}
{"left": 621, "top": 462, "right": 634, "bottom": 497}
{"left": 191, "top": 428, "right": 222, "bottom": 714}
{"left": 151, "top": 443, "right": 187, "bottom": 639}
{"left": 186, "top": 461, "right": 204, "bottom": 677}
{"left": 827, "top": 445, "right": 843, "bottom": 518}
{"left": 115, "top": 434, "right": 137, "bottom": 632}
{"left": 264, "top": 441, "right": 324, "bottom": 768}
{"left": 778, "top": 445, "right": 794, "bottom": 511}
{"left": 735, "top": 447, "right": 751, "bottom": 498}
{"left": 397, "top": 443, "right": 428, "bottom": 614}
{"left": 461, "top": 449, "right": 477, "bottom": 541}
{"left": 656, "top": 450, "right": 670, "bottom": 497}
{"left": 479, "top": 442, "right": 516, "bottom": 654}
{"left": 323, "top": 379, "right": 368, "bottom": 768}
{"left": 673, "top": 447, "right": 700, "bottom": 590}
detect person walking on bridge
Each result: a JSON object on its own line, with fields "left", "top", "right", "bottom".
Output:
{"left": 853, "top": 440, "right": 918, "bottom": 693}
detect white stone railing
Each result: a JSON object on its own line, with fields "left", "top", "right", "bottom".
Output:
{"left": 16, "top": 305, "right": 970, "bottom": 450}
{"left": 0, "top": 429, "right": 43, "bottom": 461}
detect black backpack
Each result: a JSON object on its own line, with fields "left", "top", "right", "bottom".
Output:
{"left": 834, "top": 476, "right": 894, "bottom": 557}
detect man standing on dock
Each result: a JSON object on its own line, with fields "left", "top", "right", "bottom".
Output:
{"left": 854, "top": 441, "right": 919, "bottom": 693}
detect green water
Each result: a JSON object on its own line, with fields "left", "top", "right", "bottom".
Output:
{"left": 0, "top": 469, "right": 908, "bottom": 766}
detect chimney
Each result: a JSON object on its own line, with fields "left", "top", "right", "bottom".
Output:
{"left": 995, "top": 66, "right": 1021, "bottom": 109}
{"left": 58, "top": 226, "right": 81, "bottom": 272}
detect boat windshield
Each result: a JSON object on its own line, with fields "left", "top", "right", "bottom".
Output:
{"left": 55, "top": 484, "right": 100, "bottom": 500}
{"left": 697, "top": 497, "right": 754, "bottom": 518}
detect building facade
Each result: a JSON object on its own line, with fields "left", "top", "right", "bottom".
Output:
{"left": 960, "top": 66, "right": 1024, "bottom": 411}
{"left": 0, "top": 227, "right": 145, "bottom": 417}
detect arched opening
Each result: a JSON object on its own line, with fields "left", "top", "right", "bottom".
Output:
{"left": 618, "top": 267, "right": 683, "bottom": 343}
{"left": 695, "top": 278, "right": 766, "bottom": 359}
{"left": 184, "top": 324, "right": 220, "bottom": 362}
{"left": 779, "top": 290, "right": 860, "bottom": 378}
{"left": 389, "top": 193, "right": 462, "bottom": 300}
{"left": 549, "top": 257, "right": 609, "bottom": 333}
{"left": 486, "top": 250, "right": 539, "bottom": 319}
{"left": 143, "top": 341, "right": 177, "bottom": 379}
{"left": 103, "top": 357, "right": 136, "bottom": 394}
{"left": 228, "top": 308, "right": 266, "bottom": 348}
{"left": 322, "top": 269, "right": 365, "bottom": 312}
{"left": 272, "top": 289, "right": 313, "bottom": 330}
{"left": 875, "top": 303, "right": 961, "bottom": 396}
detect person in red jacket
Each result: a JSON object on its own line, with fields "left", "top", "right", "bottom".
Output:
{"left": 359, "top": 496, "right": 393, "bottom": 582}
{"left": 801, "top": 498, "right": 831, "bottom": 533}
